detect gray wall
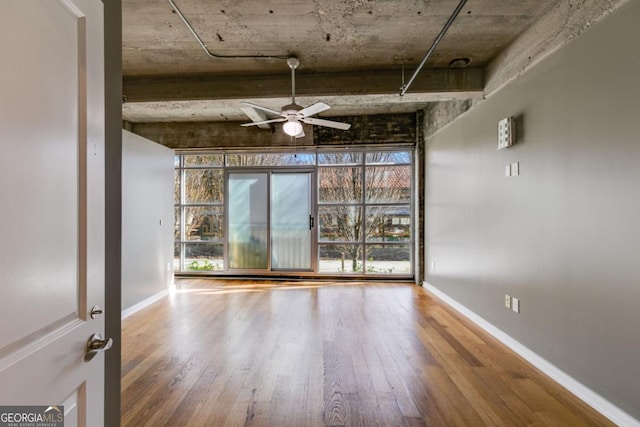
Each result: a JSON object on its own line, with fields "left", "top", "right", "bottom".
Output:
{"left": 122, "top": 130, "right": 174, "bottom": 311}
{"left": 425, "top": 0, "right": 640, "bottom": 419}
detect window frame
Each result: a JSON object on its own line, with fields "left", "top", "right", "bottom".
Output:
{"left": 173, "top": 146, "right": 415, "bottom": 278}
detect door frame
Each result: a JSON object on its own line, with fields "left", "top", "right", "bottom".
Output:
{"left": 104, "top": 0, "right": 123, "bottom": 424}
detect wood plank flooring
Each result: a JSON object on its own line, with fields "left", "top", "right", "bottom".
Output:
{"left": 121, "top": 279, "right": 614, "bottom": 426}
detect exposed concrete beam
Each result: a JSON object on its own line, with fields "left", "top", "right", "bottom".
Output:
{"left": 422, "top": 100, "right": 472, "bottom": 139}
{"left": 122, "top": 93, "right": 481, "bottom": 123}
{"left": 123, "top": 68, "right": 483, "bottom": 103}
{"left": 485, "top": 0, "right": 628, "bottom": 96}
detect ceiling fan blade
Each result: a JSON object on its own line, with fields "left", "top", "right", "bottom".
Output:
{"left": 298, "top": 101, "right": 331, "bottom": 118}
{"left": 240, "top": 106, "right": 272, "bottom": 129}
{"left": 301, "top": 117, "right": 351, "bottom": 130}
{"left": 240, "top": 101, "right": 284, "bottom": 117}
{"left": 241, "top": 118, "right": 286, "bottom": 127}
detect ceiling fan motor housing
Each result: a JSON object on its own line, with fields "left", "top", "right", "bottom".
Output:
{"left": 282, "top": 103, "right": 303, "bottom": 114}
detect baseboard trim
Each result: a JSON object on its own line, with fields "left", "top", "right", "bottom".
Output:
{"left": 121, "top": 289, "right": 169, "bottom": 320}
{"left": 423, "top": 281, "right": 640, "bottom": 427}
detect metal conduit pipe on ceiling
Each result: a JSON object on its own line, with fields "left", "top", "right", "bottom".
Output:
{"left": 400, "top": 0, "right": 469, "bottom": 96}
{"left": 168, "top": 0, "right": 468, "bottom": 98}
{"left": 167, "top": 0, "right": 289, "bottom": 61}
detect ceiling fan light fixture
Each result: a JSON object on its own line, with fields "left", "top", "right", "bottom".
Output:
{"left": 283, "top": 120, "right": 303, "bottom": 136}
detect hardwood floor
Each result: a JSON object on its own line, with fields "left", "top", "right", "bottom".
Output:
{"left": 121, "top": 279, "right": 613, "bottom": 426}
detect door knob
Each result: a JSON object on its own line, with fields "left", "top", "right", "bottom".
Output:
{"left": 84, "top": 333, "right": 113, "bottom": 362}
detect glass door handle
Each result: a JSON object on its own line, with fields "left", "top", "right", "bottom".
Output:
{"left": 309, "top": 215, "right": 314, "bottom": 229}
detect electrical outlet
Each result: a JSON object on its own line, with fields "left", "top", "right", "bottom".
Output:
{"left": 431, "top": 261, "right": 436, "bottom": 272}
{"left": 512, "top": 162, "right": 519, "bottom": 176}
{"left": 512, "top": 298, "right": 520, "bottom": 313}
{"left": 505, "top": 294, "right": 511, "bottom": 309}
{"left": 505, "top": 164, "right": 511, "bottom": 177}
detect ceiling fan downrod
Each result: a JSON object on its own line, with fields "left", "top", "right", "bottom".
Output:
{"left": 287, "top": 56, "right": 300, "bottom": 105}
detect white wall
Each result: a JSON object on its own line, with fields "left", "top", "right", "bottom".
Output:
{"left": 425, "top": 1, "right": 640, "bottom": 422}
{"left": 122, "top": 130, "right": 174, "bottom": 311}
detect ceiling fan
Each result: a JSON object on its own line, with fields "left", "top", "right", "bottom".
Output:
{"left": 240, "top": 57, "right": 351, "bottom": 137}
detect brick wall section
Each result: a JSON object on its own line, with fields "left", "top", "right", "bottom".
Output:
{"left": 416, "top": 110, "right": 425, "bottom": 283}
{"left": 129, "top": 113, "right": 417, "bottom": 149}
{"left": 128, "top": 121, "right": 315, "bottom": 149}
{"left": 314, "top": 113, "right": 416, "bottom": 145}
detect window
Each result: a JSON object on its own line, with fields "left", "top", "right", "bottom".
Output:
{"left": 174, "top": 155, "right": 224, "bottom": 272}
{"left": 174, "top": 149, "right": 413, "bottom": 276}
{"left": 317, "top": 150, "right": 412, "bottom": 275}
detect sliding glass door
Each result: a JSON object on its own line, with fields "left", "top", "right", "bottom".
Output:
{"left": 271, "top": 173, "right": 312, "bottom": 270}
{"left": 227, "top": 171, "right": 314, "bottom": 272}
{"left": 228, "top": 173, "right": 269, "bottom": 269}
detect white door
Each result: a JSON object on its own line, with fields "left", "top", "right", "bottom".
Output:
{"left": 0, "top": 0, "right": 106, "bottom": 425}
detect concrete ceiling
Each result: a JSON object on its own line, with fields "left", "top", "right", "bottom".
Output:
{"left": 122, "top": 0, "right": 558, "bottom": 125}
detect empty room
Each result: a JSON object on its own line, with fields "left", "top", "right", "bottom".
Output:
{"left": 1, "top": 0, "right": 638, "bottom": 426}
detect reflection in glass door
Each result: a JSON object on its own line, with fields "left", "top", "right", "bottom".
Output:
{"left": 271, "top": 173, "right": 312, "bottom": 270}
{"left": 228, "top": 173, "right": 268, "bottom": 269}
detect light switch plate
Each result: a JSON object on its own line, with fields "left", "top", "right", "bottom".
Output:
{"left": 512, "top": 162, "right": 519, "bottom": 176}
{"left": 505, "top": 164, "right": 511, "bottom": 177}
{"left": 512, "top": 297, "right": 520, "bottom": 313}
